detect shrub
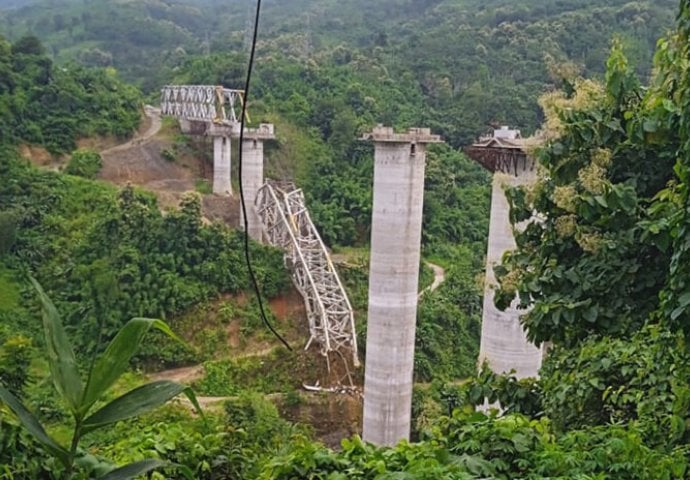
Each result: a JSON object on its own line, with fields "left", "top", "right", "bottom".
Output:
{"left": 0, "top": 211, "right": 17, "bottom": 255}
{"left": 65, "top": 149, "right": 102, "bottom": 179}
{"left": 194, "top": 179, "right": 212, "bottom": 194}
{"left": 540, "top": 325, "right": 690, "bottom": 448}
{"left": 0, "top": 280, "right": 200, "bottom": 479}
{"left": 161, "top": 148, "right": 176, "bottom": 162}
{"left": 0, "top": 335, "right": 32, "bottom": 396}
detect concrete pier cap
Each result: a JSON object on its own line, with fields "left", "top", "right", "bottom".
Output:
{"left": 241, "top": 123, "right": 276, "bottom": 141}
{"left": 361, "top": 124, "right": 443, "bottom": 447}
{"left": 206, "top": 122, "right": 275, "bottom": 140}
{"left": 361, "top": 125, "right": 443, "bottom": 144}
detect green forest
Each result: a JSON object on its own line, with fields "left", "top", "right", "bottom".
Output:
{"left": 2, "top": 0, "right": 690, "bottom": 478}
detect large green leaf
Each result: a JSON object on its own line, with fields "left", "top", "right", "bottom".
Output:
{"left": 30, "top": 278, "right": 83, "bottom": 413}
{"left": 81, "top": 380, "right": 201, "bottom": 433}
{"left": 81, "top": 318, "right": 185, "bottom": 415}
{"left": 98, "top": 459, "right": 193, "bottom": 480}
{"left": 0, "top": 385, "right": 70, "bottom": 466}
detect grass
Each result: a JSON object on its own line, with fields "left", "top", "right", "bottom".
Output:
{"left": 0, "top": 265, "right": 21, "bottom": 313}
{"left": 195, "top": 178, "right": 212, "bottom": 195}
{"left": 194, "top": 348, "right": 321, "bottom": 396}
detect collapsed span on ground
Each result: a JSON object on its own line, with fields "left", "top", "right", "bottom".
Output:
{"left": 159, "top": 86, "right": 359, "bottom": 383}
{"left": 256, "top": 181, "right": 359, "bottom": 377}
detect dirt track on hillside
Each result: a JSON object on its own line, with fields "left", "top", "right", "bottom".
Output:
{"left": 98, "top": 107, "right": 240, "bottom": 225}
{"left": 98, "top": 107, "right": 197, "bottom": 208}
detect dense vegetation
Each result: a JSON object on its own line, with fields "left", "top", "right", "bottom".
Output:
{"left": 0, "top": 147, "right": 289, "bottom": 355}
{"left": 0, "top": 34, "right": 141, "bottom": 154}
{"left": 0, "top": 0, "right": 676, "bottom": 143}
{"left": 3, "top": 0, "right": 690, "bottom": 478}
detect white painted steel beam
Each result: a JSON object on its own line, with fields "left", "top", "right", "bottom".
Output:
{"left": 160, "top": 85, "right": 244, "bottom": 125}
{"left": 256, "top": 181, "right": 358, "bottom": 369}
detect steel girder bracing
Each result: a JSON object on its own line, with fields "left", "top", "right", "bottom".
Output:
{"left": 256, "top": 181, "right": 359, "bottom": 373}
{"left": 160, "top": 85, "right": 244, "bottom": 124}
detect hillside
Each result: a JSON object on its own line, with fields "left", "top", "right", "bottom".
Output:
{"left": 0, "top": 0, "right": 677, "bottom": 142}
{"left": 4, "top": 0, "right": 690, "bottom": 479}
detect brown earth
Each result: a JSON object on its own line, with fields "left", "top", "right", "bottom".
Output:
{"left": 202, "top": 194, "right": 241, "bottom": 226}
{"left": 98, "top": 107, "right": 241, "bottom": 224}
{"left": 98, "top": 107, "right": 199, "bottom": 212}
{"left": 18, "top": 144, "right": 59, "bottom": 169}
{"left": 76, "top": 134, "right": 121, "bottom": 152}
{"left": 275, "top": 393, "right": 363, "bottom": 449}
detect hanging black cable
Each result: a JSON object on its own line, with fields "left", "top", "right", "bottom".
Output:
{"left": 238, "top": 0, "right": 292, "bottom": 351}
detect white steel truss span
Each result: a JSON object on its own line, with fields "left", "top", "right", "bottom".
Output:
{"left": 160, "top": 85, "right": 244, "bottom": 124}
{"left": 256, "top": 181, "right": 359, "bottom": 368}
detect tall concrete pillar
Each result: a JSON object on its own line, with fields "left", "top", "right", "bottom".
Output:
{"left": 241, "top": 138, "right": 264, "bottom": 241}
{"left": 238, "top": 124, "right": 275, "bottom": 241}
{"left": 479, "top": 165, "right": 544, "bottom": 379}
{"left": 362, "top": 126, "right": 442, "bottom": 446}
{"left": 213, "top": 136, "right": 232, "bottom": 195}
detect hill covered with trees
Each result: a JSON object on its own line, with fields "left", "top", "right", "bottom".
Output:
{"left": 3, "top": 0, "right": 690, "bottom": 478}
{"left": 0, "top": 0, "right": 678, "bottom": 142}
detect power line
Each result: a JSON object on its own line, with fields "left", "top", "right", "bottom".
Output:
{"left": 237, "top": 0, "right": 292, "bottom": 351}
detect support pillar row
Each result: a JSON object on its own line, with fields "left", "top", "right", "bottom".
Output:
{"left": 362, "top": 126, "right": 442, "bottom": 447}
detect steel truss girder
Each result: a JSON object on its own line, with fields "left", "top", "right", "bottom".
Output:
{"left": 256, "top": 181, "right": 359, "bottom": 368}
{"left": 160, "top": 85, "right": 244, "bottom": 124}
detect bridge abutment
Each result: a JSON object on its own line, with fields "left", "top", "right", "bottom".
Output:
{"left": 362, "top": 126, "right": 442, "bottom": 447}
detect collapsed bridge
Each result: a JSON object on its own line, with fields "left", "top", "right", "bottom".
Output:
{"left": 160, "top": 85, "right": 359, "bottom": 381}
{"left": 256, "top": 181, "right": 359, "bottom": 373}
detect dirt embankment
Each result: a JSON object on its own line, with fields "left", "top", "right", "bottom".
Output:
{"left": 97, "top": 106, "right": 241, "bottom": 225}
{"left": 99, "top": 107, "right": 198, "bottom": 210}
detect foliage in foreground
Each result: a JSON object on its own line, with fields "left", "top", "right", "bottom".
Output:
{"left": 0, "top": 280, "right": 199, "bottom": 479}
{"left": 0, "top": 279, "right": 199, "bottom": 480}
{"left": 259, "top": 409, "right": 687, "bottom": 480}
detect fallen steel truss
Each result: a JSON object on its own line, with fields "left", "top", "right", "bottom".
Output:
{"left": 256, "top": 181, "right": 359, "bottom": 369}
{"left": 160, "top": 85, "right": 244, "bottom": 124}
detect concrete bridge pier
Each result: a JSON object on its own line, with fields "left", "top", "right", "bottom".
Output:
{"left": 479, "top": 166, "right": 544, "bottom": 378}
{"left": 362, "top": 126, "right": 442, "bottom": 447}
{"left": 240, "top": 124, "right": 276, "bottom": 242}
{"left": 464, "top": 127, "right": 545, "bottom": 380}
{"left": 212, "top": 136, "right": 232, "bottom": 195}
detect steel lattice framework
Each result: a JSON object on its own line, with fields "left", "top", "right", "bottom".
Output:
{"left": 160, "top": 85, "right": 244, "bottom": 124}
{"left": 256, "top": 181, "right": 359, "bottom": 368}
